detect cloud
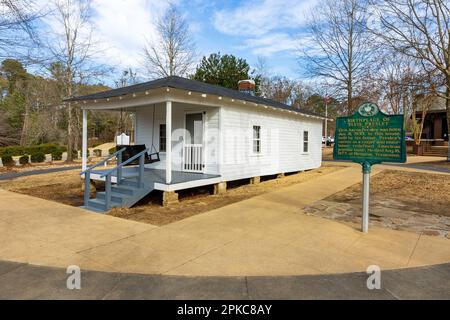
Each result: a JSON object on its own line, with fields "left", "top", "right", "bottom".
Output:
{"left": 238, "top": 33, "right": 299, "bottom": 56}
{"left": 90, "top": 0, "right": 169, "bottom": 71}
{"left": 212, "top": 0, "right": 317, "bottom": 56}
{"left": 213, "top": 0, "right": 316, "bottom": 37}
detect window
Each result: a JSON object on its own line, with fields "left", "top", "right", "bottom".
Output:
{"left": 253, "top": 125, "right": 261, "bottom": 154}
{"left": 303, "top": 131, "right": 309, "bottom": 153}
{"left": 159, "top": 124, "right": 166, "bottom": 152}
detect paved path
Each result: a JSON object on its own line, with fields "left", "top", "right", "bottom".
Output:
{"left": 384, "top": 163, "right": 450, "bottom": 174}
{"left": 0, "top": 165, "right": 81, "bottom": 181}
{"left": 0, "top": 260, "right": 449, "bottom": 299}
{"left": 0, "top": 165, "right": 449, "bottom": 277}
{"left": 325, "top": 155, "right": 450, "bottom": 175}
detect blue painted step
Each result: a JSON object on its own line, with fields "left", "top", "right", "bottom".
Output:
{"left": 82, "top": 176, "right": 154, "bottom": 213}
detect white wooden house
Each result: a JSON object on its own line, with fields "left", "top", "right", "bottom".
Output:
{"left": 66, "top": 76, "right": 325, "bottom": 212}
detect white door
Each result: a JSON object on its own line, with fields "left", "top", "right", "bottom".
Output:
{"left": 183, "top": 113, "right": 204, "bottom": 172}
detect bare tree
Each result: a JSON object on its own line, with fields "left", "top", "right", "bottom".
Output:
{"left": 0, "top": 0, "right": 41, "bottom": 58}
{"left": 302, "top": 0, "right": 375, "bottom": 114}
{"left": 142, "top": 4, "right": 195, "bottom": 78}
{"left": 254, "top": 56, "right": 271, "bottom": 96}
{"left": 411, "top": 74, "right": 440, "bottom": 147}
{"left": 374, "top": 0, "right": 450, "bottom": 159}
{"left": 115, "top": 68, "right": 137, "bottom": 138}
{"left": 45, "top": 0, "right": 97, "bottom": 161}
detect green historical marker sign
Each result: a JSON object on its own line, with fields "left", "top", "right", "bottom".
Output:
{"left": 333, "top": 102, "right": 406, "bottom": 233}
{"left": 333, "top": 102, "right": 406, "bottom": 166}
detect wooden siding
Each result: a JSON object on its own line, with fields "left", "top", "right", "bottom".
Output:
{"left": 135, "top": 102, "right": 220, "bottom": 174}
{"left": 219, "top": 104, "right": 322, "bottom": 181}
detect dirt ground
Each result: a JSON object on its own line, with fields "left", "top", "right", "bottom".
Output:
{"left": 328, "top": 170, "right": 450, "bottom": 215}
{"left": 0, "top": 169, "right": 86, "bottom": 206}
{"left": 304, "top": 170, "right": 450, "bottom": 237}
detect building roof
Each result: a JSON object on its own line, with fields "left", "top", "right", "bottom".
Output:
{"left": 64, "top": 76, "right": 325, "bottom": 119}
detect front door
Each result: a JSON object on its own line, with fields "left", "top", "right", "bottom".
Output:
{"left": 183, "top": 113, "right": 204, "bottom": 172}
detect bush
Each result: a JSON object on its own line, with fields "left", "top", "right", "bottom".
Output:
{"left": 57, "top": 146, "right": 67, "bottom": 153}
{"left": 19, "top": 155, "right": 29, "bottom": 165}
{"left": 0, "top": 146, "right": 24, "bottom": 158}
{"left": 31, "top": 152, "right": 46, "bottom": 163}
{"left": 0, "top": 144, "right": 67, "bottom": 158}
{"left": 93, "top": 149, "right": 102, "bottom": 157}
{"left": 109, "top": 147, "right": 116, "bottom": 155}
{"left": 1, "top": 155, "right": 14, "bottom": 166}
{"left": 52, "top": 151, "right": 63, "bottom": 161}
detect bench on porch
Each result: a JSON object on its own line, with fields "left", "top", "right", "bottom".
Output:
{"left": 116, "top": 144, "right": 160, "bottom": 165}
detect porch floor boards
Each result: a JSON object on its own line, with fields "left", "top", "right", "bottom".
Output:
{"left": 91, "top": 167, "right": 220, "bottom": 185}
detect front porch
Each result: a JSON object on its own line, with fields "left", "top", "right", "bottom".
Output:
{"left": 79, "top": 90, "right": 222, "bottom": 211}
{"left": 90, "top": 167, "right": 221, "bottom": 192}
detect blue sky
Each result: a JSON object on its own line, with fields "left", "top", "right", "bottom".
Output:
{"left": 38, "top": 0, "right": 318, "bottom": 83}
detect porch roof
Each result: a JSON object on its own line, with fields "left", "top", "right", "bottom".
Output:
{"left": 64, "top": 76, "right": 326, "bottom": 119}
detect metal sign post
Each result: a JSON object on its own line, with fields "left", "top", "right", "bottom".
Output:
{"left": 361, "top": 161, "right": 371, "bottom": 233}
{"left": 333, "top": 102, "right": 406, "bottom": 233}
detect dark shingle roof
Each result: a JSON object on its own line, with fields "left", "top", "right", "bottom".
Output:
{"left": 65, "top": 76, "right": 325, "bottom": 118}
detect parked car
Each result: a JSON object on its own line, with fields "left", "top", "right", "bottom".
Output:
{"left": 322, "top": 136, "right": 326, "bottom": 143}
{"left": 327, "top": 136, "right": 335, "bottom": 143}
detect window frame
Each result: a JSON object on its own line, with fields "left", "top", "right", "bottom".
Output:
{"left": 252, "top": 125, "right": 262, "bottom": 155}
{"left": 159, "top": 123, "right": 166, "bottom": 152}
{"left": 302, "top": 130, "right": 309, "bottom": 153}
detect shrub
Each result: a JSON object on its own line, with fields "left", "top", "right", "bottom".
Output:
{"left": 31, "top": 152, "right": 46, "bottom": 163}
{"left": 109, "top": 147, "right": 116, "bottom": 155}
{"left": 52, "top": 151, "right": 63, "bottom": 161}
{"left": 19, "top": 155, "right": 29, "bottom": 165}
{"left": 0, "top": 146, "right": 24, "bottom": 158}
{"left": 93, "top": 149, "right": 102, "bottom": 157}
{"left": 1, "top": 155, "right": 14, "bottom": 166}
{"left": 0, "top": 144, "right": 67, "bottom": 158}
{"left": 24, "top": 145, "right": 39, "bottom": 155}
{"left": 40, "top": 144, "right": 65, "bottom": 155}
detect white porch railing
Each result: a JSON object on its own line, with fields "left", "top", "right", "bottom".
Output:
{"left": 183, "top": 144, "right": 203, "bottom": 172}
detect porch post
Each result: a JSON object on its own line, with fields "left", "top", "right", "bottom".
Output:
{"left": 166, "top": 101, "right": 172, "bottom": 184}
{"left": 82, "top": 109, "right": 88, "bottom": 171}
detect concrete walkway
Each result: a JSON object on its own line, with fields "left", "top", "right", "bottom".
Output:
{"left": 326, "top": 155, "right": 450, "bottom": 175}
{"left": 1, "top": 260, "right": 449, "bottom": 299}
{"left": 0, "top": 165, "right": 449, "bottom": 277}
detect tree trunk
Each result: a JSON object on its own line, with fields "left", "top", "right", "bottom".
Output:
{"left": 347, "top": 84, "right": 352, "bottom": 115}
{"left": 446, "top": 80, "right": 450, "bottom": 161}
{"left": 67, "top": 102, "right": 73, "bottom": 162}
{"left": 20, "top": 109, "right": 29, "bottom": 146}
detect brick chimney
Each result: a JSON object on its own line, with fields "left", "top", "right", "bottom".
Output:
{"left": 238, "top": 79, "right": 256, "bottom": 96}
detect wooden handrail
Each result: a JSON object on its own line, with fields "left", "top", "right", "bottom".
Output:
{"left": 80, "top": 147, "right": 126, "bottom": 175}
{"left": 100, "top": 148, "right": 149, "bottom": 178}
